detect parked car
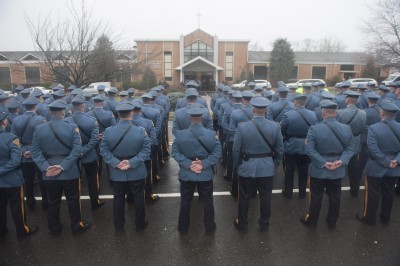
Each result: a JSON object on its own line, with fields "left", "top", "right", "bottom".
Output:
{"left": 381, "top": 73, "right": 400, "bottom": 86}
{"left": 346, "top": 78, "right": 378, "bottom": 88}
{"left": 286, "top": 79, "right": 326, "bottom": 88}
{"left": 31, "top": 86, "right": 51, "bottom": 95}
{"left": 232, "top": 79, "right": 272, "bottom": 89}
{"left": 82, "top": 82, "right": 111, "bottom": 96}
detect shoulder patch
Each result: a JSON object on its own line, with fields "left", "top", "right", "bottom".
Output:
{"left": 12, "top": 138, "right": 20, "bottom": 147}
{"left": 75, "top": 127, "right": 80, "bottom": 133}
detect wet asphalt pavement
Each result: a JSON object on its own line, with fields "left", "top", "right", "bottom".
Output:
{"left": 1, "top": 106, "right": 400, "bottom": 265}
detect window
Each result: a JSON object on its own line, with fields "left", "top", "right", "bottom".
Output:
{"left": 54, "top": 66, "right": 70, "bottom": 82}
{"left": 340, "top": 65, "right": 354, "bottom": 71}
{"left": 25, "top": 67, "right": 40, "bottom": 83}
{"left": 312, "top": 66, "right": 326, "bottom": 79}
{"left": 0, "top": 67, "right": 11, "bottom": 83}
{"left": 225, "top": 52, "right": 233, "bottom": 80}
{"left": 291, "top": 66, "right": 298, "bottom": 79}
{"left": 164, "top": 52, "right": 172, "bottom": 81}
{"left": 254, "top": 66, "right": 267, "bottom": 79}
{"left": 184, "top": 41, "right": 214, "bottom": 62}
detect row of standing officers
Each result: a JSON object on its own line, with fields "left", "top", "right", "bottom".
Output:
{"left": 1, "top": 79, "right": 400, "bottom": 240}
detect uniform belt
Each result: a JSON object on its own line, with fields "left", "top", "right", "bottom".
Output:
{"left": 44, "top": 153, "right": 70, "bottom": 159}
{"left": 115, "top": 156, "right": 133, "bottom": 160}
{"left": 321, "top": 153, "right": 341, "bottom": 157}
{"left": 241, "top": 152, "right": 272, "bottom": 161}
{"left": 286, "top": 135, "right": 306, "bottom": 139}
{"left": 189, "top": 157, "right": 207, "bottom": 160}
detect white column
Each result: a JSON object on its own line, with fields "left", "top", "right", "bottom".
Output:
{"left": 215, "top": 69, "right": 218, "bottom": 84}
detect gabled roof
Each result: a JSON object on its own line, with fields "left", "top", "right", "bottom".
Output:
{"left": 20, "top": 53, "right": 40, "bottom": 61}
{"left": 175, "top": 56, "right": 223, "bottom": 71}
{"left": 248, "top": 51, "right": 369, "bottom": 64}
{"left": 0, "top": 54, "right": 10, "bottom": 61}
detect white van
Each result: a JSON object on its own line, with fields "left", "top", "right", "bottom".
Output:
{"left": 82, "top": 82, "right": 111, "bottom": 95}
{"left": 382, "top": 73, "right": 400, "bottom": 86}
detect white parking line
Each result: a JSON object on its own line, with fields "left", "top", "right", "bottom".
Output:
{"left": 33, "top": 186, "right": 365, "bottom": 200}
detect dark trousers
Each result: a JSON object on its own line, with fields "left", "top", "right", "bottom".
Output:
{"left": 238, "top": 176, "right": 273, "bottom": 229}
{"left": 21, "top": 162, "right": 47, "bottom": 206}
{"left": 283, "top": 154, "right": 309, "bottom": 197}
{"left": 348, "top": 153, "right": 362, "bottom": 194}
{"left": 225, "top": 141, "right": 234, "bottom": 179}
{"left": 307, "top": 177, "right": 341, "bottom": 227}
{"left": 82, "top": 161, "right": 100, "bottom": 207}
{"left": 161, "top": 121, "right": 170, "bottom": 156}
{"left": 96, "top": 145, "right": 109, "bottom": 181}
{"left": 0, "top": 186, "right": 30, "bottom": 238}
{"left": 113, "top": 179, "right": 145, "bottom": 230}
{"left": 178, "top": 180, "right": 215, "bottom": 233}
{"left": 362, "top": 175, "right": 397, "bottom": 224}
{"left": 152, "top": 145, "right": 160, "bottom": 179}
{"left": 45, "top": 179, "right": 82, "bottom": 232}
{"left": 128, "top": 160, "right": 153, "bottom": 201}
{"left": 212, "top": 119, "right": 219, "bottom": 133}
{"left": 359, "top": 144, "right": 368, "bottom": 174}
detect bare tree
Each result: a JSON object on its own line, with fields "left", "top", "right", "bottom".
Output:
{"left": 363, "top": 0, "right": 400, "bottom": 67}
{"left": 317, "top": 36, "right": 347, "bottom": 53}
{"left": 24, "top": 1, "right": 152, "bottom": 87}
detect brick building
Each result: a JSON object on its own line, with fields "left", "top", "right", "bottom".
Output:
{"left": 0, "top": 28, "right": 390, "bottom": 89}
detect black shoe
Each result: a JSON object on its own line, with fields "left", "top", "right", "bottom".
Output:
{"left": 146, "top": 195, "right": 160, "bottom": 204}
{"left": 17, "top": 226, "right": 39, "bottom": 241}
{"left": 299, "top": 216, "right": 316, "bottom": 229}
{"left": 72, "top": 221, "right": 92, "bottom": 235}
{"left": 91, "top": 199, "right": 106, "bottom": 211}
{"left": 205, "top": 223, "right": 216, "bottom": 234}
{"left": 233, "top": 219, "right": 247, "bottom": 233}
{"left": 136, "top": 219, "right": 149, "bottom": 232}
{"left": 355, "top": 213, "right": 375, "bottom": 226}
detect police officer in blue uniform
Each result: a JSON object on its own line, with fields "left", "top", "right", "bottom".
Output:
{"left": 31, "top": 99, "right": 91, "bottom": 235}
{"left": 378, "top": 84, "right": 395, "bottom": 102}
{"left": 0, "top": 92, "right": 9, "bottom": 114}
{"left": 314, "top": 92, "right": 335, "bottom": 122}
{"left": 337, "top": 90, "right": 366, "bottom": 198}
{"left": 211, "top": 84, "right": 224, "bottom": 131}
{"left": 32, "top": 89, "right": 51, "bottom": 121}
{"left": 300, "top": 100, "right": 355, "bottom": 229}
{"left": 104, "top": 87, "right": 119, "bottom": 118}
{"left": 228, "top": 91, "right": 254, "bottom": 197}
{"left": 356, "top": 83, "right": 369, "bottom": 109}
{"left": 232, "top": 97, "right": 284, "bottom": 232}
{"left": 356, "top": 102, "right": 400, "bottom": 225}
{"left": 302, "top": 83, "right": 320, "bottom": 111}
{"left": 267, "top": 85, "right": 295, "bottom": 122}
{"left": 222, "top": 91, "right": 243, "bottom": 181}
{"left": 65, "top": 95, "right": 105, "bottom": 210}
{"left": 151, "top": 86, "right": 170, "bottom": 158}
{"left": 11, "top": 97, "right": 48, "bottom": 209}
{"left": 287, "top": 84, "right": 298, "bottom": 102}
{"left": 126, "top": 88, "right": 136, "bottom": 102}
{"left": 86, "top": 94, "right": 117, "bottom": 179}
{"left": 281, "top": 94, "right": 317, "bottom": 199}
{"left": 100, "top": 102, "right": 151, "bottom": 233}
{"left": 359, "top": 92, "right": 381, "bottom": 177}
{"left": 130, "top": 100, "right": 159, "bottom": 204}
{"left": 0, "top": 111, "right": 39, "bottom": 241}
{"left": 335, "top": 81, "right": 351, "bottom": 110}
{"left": 213, "top": 85, "right": 230, "bottom": 139}
{"left": 5, "top": 101, "right": 19, "bottom": 132}
{"left": 141, "top": 93, "right": 162, "bottom": 183}
{"left": 171, "top": 105, "right": 222, "bottom": 235}
{"left": 82, "top": 92, "right": 94, "bottom": 112}
{"left": 173, "top": 90, "right": 213, "bottom": 136}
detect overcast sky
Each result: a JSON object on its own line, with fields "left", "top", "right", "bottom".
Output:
{"left": 0, "top": 0, "right": 374, "bottom": 52}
